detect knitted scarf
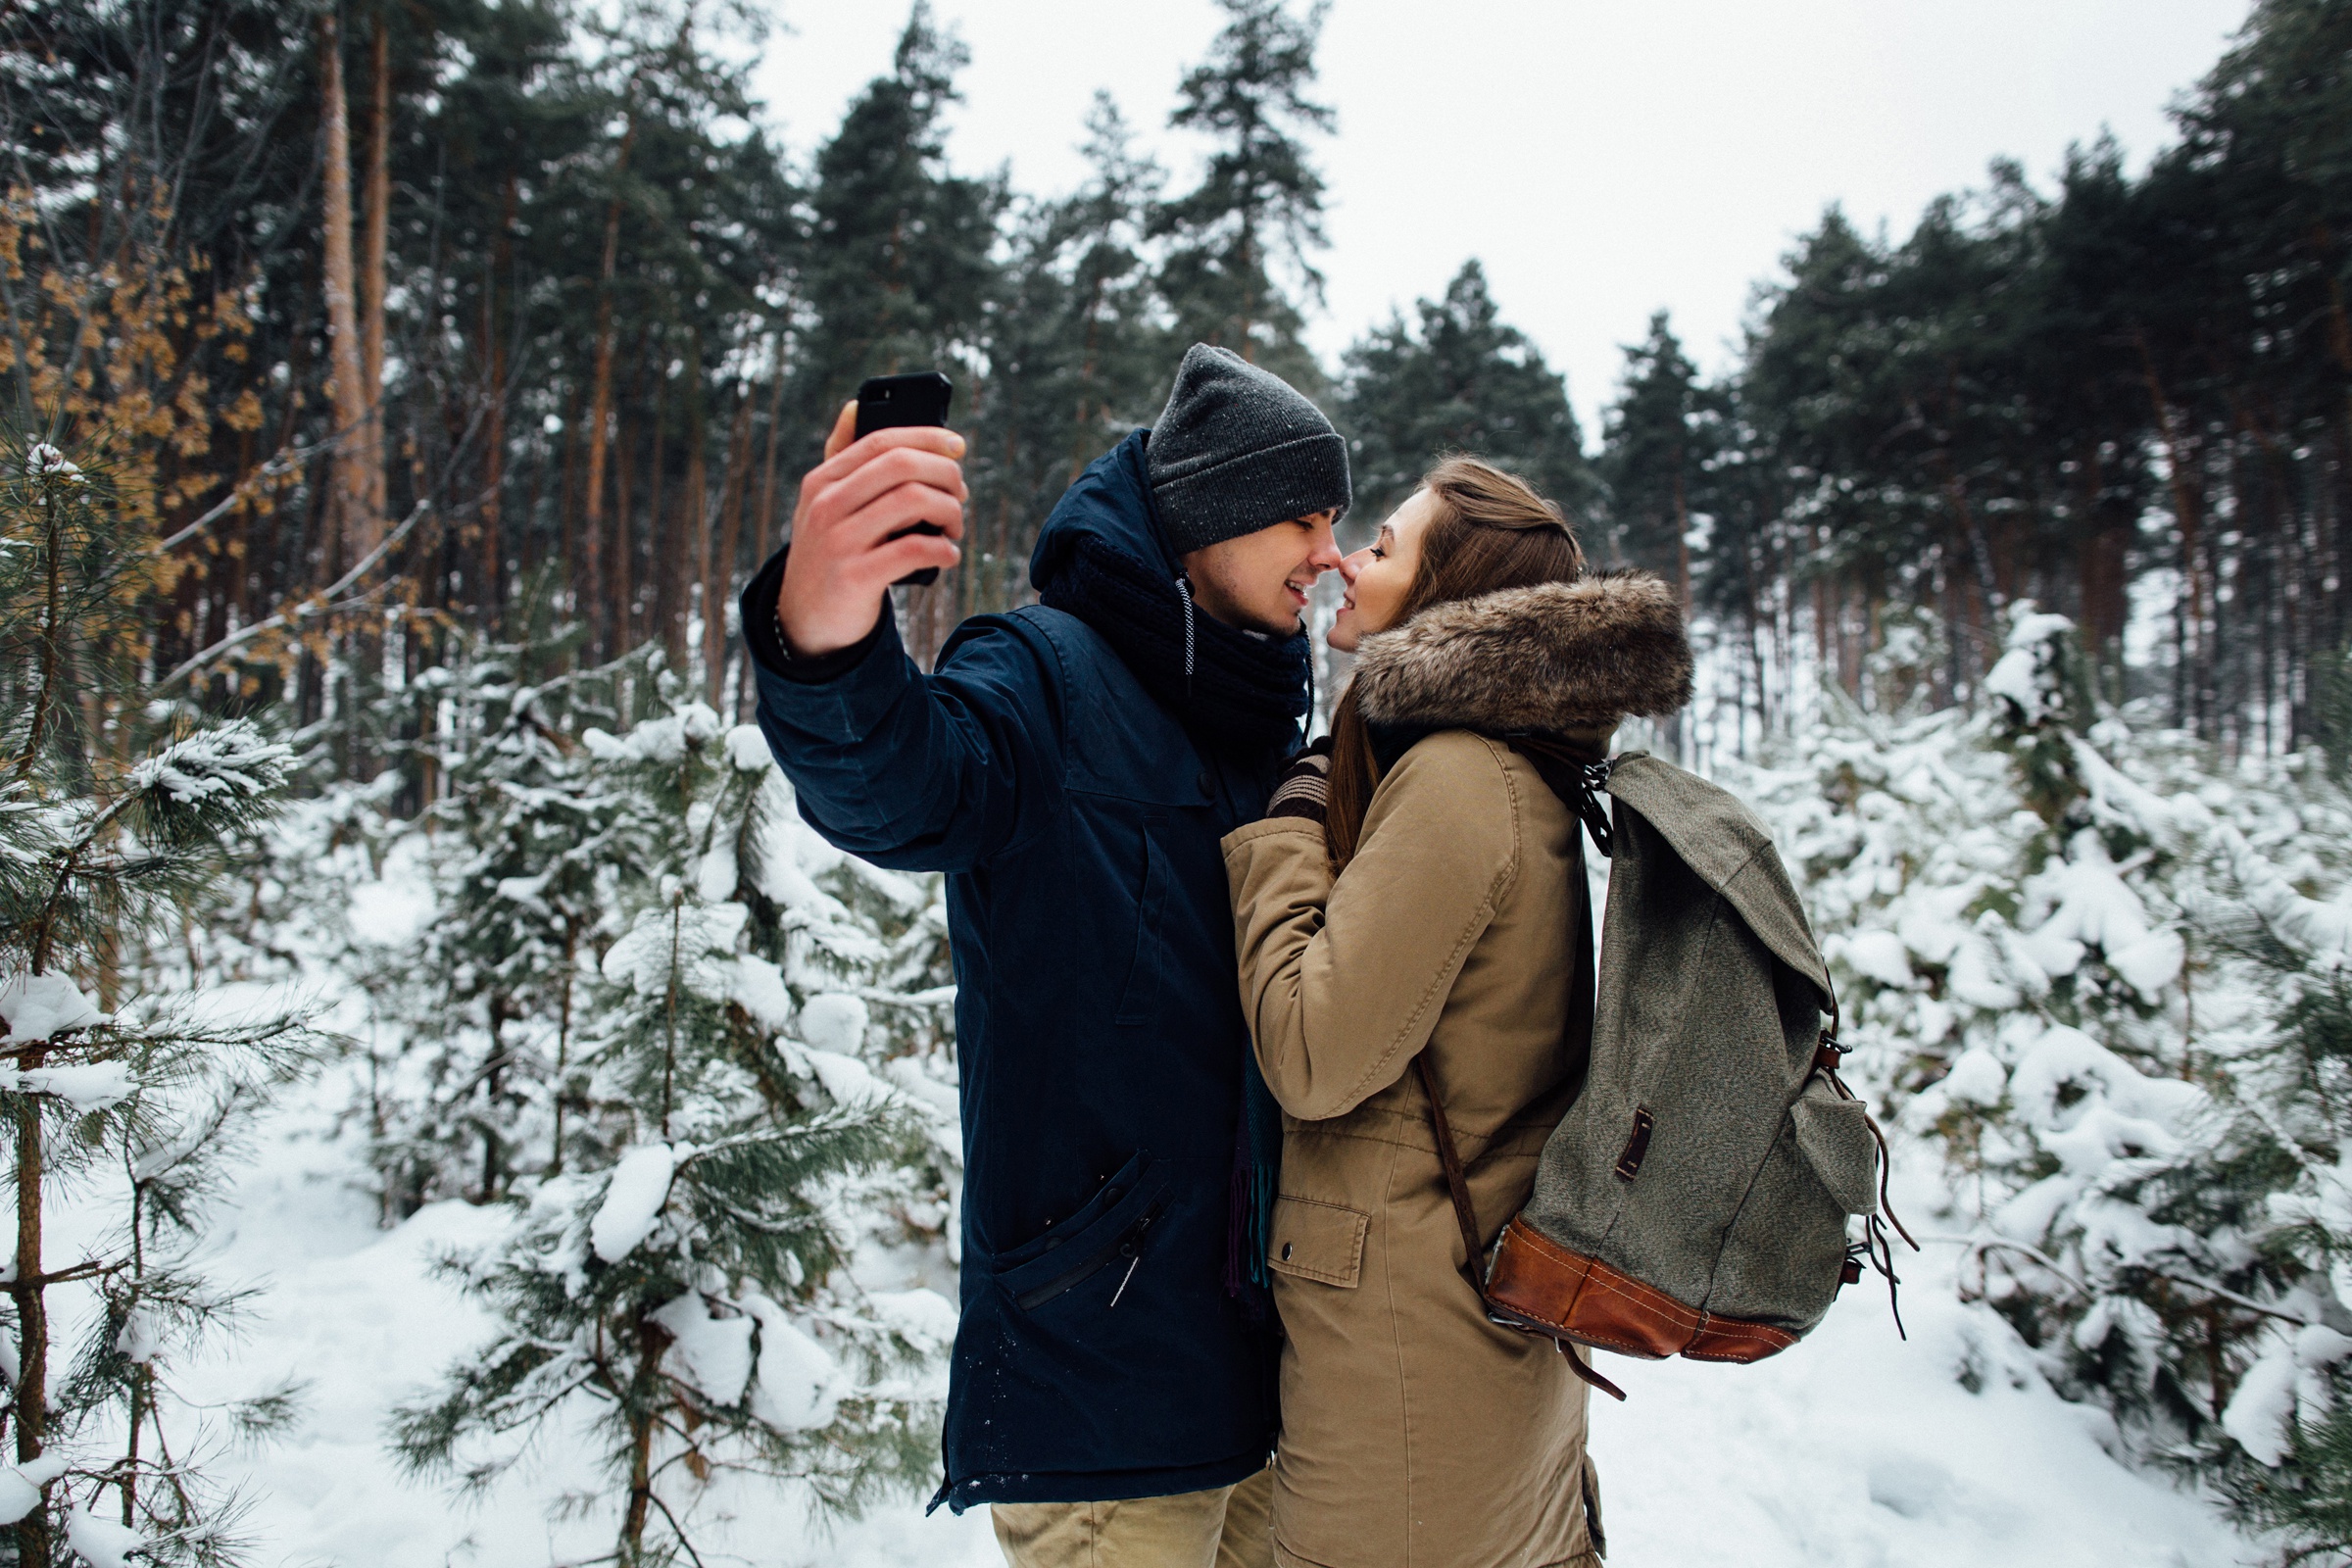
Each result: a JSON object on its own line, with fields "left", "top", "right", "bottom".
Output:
{"left": 1038, "top": 528, "right": 1303, "bottom": 1314}
{"left": 1038, "top": 531, "right": 1311, "bottom": 758}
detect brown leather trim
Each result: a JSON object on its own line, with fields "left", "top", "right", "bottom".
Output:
{"left": 1485, "top": 1218, "right": 1800, "bottom": 1366}
{"left": 1683, "top": 1314, "right": 1798, "bottom": 1363}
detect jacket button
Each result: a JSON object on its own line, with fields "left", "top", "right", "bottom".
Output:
{"left": 1280, "top": 1243, "right": 1294, "bottom": 1261}
{"left": 1196, "top": 769, "right": 1213, "bottom": 797}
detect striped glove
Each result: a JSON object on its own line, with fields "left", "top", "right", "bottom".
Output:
{"left": 1266, "top": 737, "right": 1334, "bottom": 823}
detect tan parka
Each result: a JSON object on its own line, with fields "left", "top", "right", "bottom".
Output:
{"left": 1222, "top": 573, "right": 1691, "bottom": 1568}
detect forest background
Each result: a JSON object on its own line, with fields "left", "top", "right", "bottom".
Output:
{"left": 7, "top": 0, "right": 2345, "bottom": 772}
{"left": 3, "top": 0, "right": 2352, "bottom": 1564}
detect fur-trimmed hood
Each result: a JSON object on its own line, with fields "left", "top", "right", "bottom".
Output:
{"left": 1350, "top": 570, "right": 1693, "bottom": 733}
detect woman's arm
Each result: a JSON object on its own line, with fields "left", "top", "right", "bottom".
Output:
{"left": 1222, "top": 732, "right": 1522, "bottom": 1121}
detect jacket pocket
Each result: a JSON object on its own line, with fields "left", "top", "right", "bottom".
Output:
{"left": 996, "top": 1153, "right": 1172, "bottom": 1312}
{"left": 1113, "top": 812, "right": 1170, "bottom": 1026}
{"left": 1790, "top": 1082, "right": 1879, "bottom": 1216}
{"left": 1266, "top": 1195, "right": 1368, "bottom": 1288}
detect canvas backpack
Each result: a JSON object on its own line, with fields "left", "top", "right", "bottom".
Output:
{"left": 1420, "top": 750, "right": 1912, "bottom": 1400}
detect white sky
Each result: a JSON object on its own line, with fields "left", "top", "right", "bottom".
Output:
{"left": 752, "top": 0, "right": 2252, "bottom": 434}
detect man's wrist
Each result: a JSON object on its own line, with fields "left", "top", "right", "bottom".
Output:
{"left": 740, "top": 546, "right": 885, "bottom": 684}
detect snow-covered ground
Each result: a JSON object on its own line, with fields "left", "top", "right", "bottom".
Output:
{"left": 179, "top": 1075, "right": 2251, "bottom": 1567}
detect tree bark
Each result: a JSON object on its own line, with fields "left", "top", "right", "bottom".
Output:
{"left": 582, "top": 115, "right": 638, "bottom": 652}
{"left": 706, "top": 384, "right": 755, "bottom": 705}
{"left": 12, "top": 1049, "right": 49, "bottom": 1562}
{"left": 318, "top": 14, "right": 370, "bottom": 567}
{"left": 359, "top": 11, "right": 391, "bottom": 527}
{"left": 479, "top": 173, "right": 518, "bottom": 626}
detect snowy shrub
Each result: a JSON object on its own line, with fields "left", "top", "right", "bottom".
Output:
{"left": 0, "top": 432, "right": 318, "bottom": 1566}
{"left": 1735, "top": 603, "right": 2352, "bottom": 1558}
{"left": 356, "top": 658, "right": 958, "bottom": 1559}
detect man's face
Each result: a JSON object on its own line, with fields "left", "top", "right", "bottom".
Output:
{"left": 1179, "top": 511, "right": 1344, "bottom": 636}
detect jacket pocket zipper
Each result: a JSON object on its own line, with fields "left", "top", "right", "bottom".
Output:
{"left": 1012, "top": 1194, "right": 1168, "bottom": 1312}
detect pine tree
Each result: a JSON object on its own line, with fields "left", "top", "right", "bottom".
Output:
{"left": 1732, "top": 605, "right": 2352, "bottom": 1548}
{"left": 0, "top": 432, "right": 315, "bottom": 1566}
{"left": 1337, "top": 259, "right": 1594, "bottom": 528}
{"left": 962, "top": 93, "right": 1166, "bottom": 616}
{"left": 1596, "top": 311, "right": 1706, "bottom": 586}
{"left": 388, "top": 685, "right": 959, "bottom": 1559}
{"left": 1152, "top": 0, "right": 1335, "bottom": 393}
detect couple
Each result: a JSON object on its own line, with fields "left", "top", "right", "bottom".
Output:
{"left": 743, "top": 345, "right": 1689, "bottom": 1568}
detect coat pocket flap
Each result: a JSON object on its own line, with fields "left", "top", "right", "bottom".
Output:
{"left": 1267, "top": 1196, "right": 1368, "bottom": 1288}
{"left": 1790, "top": 1092, "right": 1879, "bottom": 1216}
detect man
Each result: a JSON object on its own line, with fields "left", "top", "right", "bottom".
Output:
{"left": 740, "top": 344, "right": 1348, "bottom": 1567}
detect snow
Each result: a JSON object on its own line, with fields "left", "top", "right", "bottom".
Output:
{"left": 64, "top": 1505, "right": 146, "bottom": 1568}
{"left": 125, "top": 718, "right": 294, "bottom": 804}
{"left": 797, "top": 992, "right": 869, "bottom": 1055}
{"left": 652, "top": 1292, "right": 757, "bottom": 1408}
{"left": 0, "top": 972, "right": 107, "bottom": 1045}
{"left": 5, "top": 1060, "right": 134, "bottom": 1111}
{"left": 0, "top": 1455, "right": 69, "bottom": 1525}
{"left": 588, "top": 1144, "right": 675, "bottom": 1263}
{"left": 804, "top": 1048, "right": 890, "bottom": 1108}
{"left": 744, "top": 1294, "right": 845, "bottom": 1433}
{"left": 154, "top": 1086, "right": 2248, "bottom": 1568}
{"left": 1833, "top": 928, "right": 1912, "bottom": 988}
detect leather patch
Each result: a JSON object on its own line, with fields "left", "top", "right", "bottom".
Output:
{"left": 1266, "top": 1195, "right": 1369, "bottom": 1289}
{"left": 1483, "top": 1218, "right": 1801, "bottom": 1367}
{"left": 1613, "top": 1106, "right": 1656, "bottom": 1181}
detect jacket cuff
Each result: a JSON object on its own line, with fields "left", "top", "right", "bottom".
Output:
{"left": 738, "top": 544, "right": 885, "bottom": 685}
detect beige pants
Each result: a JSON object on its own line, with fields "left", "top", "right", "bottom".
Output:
{"left": 992, "top": 1465, "right": 1274, "bottom": 1568}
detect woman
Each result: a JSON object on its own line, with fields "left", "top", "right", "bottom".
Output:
{"left": 1222, "top": 457, "right": 1690, "bottom": 1568}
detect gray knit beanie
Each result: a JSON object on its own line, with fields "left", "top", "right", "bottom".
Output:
{"left": 1146, "top": 344, "right": 1351, "bottom": 555}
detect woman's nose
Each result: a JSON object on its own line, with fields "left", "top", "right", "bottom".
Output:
{"left": 1338, "top": 548, "right": 1371, "bottom": 585}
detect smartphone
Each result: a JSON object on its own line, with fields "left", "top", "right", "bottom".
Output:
{"left": 855, "top": 371, "right": 956, "bottom": 587}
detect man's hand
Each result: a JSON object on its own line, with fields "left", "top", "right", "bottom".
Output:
{"left": 776, "top": 400, "right": 968, "bottom": 657}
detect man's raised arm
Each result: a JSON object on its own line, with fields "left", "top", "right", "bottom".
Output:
{"left": 740, "top": 401, "right": 1055, "bottom": 874}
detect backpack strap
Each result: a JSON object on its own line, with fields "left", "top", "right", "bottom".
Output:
{"left": 1811, "top": 984, "right": 1920, "bottom": 1335}
{"left": 1415, "top": 1054, "right": 1627, "bottom": 1402}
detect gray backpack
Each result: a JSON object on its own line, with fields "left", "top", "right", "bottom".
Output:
{"left": 1422, "top": 752, "right": 1911, "bottom": 1400}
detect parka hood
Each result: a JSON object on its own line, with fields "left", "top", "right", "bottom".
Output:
{"left": 1351, "top": 570, "right": 1693, "bottom": 733}
{"left": 1029, "top": 428, "right": 1175, "bottom": 592}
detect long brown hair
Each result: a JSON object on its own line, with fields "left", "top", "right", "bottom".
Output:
{"left": 1324, "top": 457, "right": 1586, "bottom": 867}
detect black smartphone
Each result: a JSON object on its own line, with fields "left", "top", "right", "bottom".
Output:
{"left": 855, "top": 371, "right": 956, "bottom": 587}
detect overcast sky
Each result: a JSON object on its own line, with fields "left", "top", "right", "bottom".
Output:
{"left": 752, "top": 0, "right": 2252, "bottom": 434}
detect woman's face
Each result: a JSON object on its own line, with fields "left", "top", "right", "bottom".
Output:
{"left": 1327, "top": 487, "right": 1434, "bottom": 653}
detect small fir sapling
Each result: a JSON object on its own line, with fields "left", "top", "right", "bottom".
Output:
{"left": 388, "top": 690, "right": 957, "bottom": 1561}
{"left": 359, "top": 640, "right": 665, "bottom": 1216}
{"left": 0, "top": 433, "right": 318, "bottom": 1566}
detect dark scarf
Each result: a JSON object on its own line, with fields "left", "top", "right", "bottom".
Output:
{"left": 1039, "top": 531, "right": 1311, "bottom": 759}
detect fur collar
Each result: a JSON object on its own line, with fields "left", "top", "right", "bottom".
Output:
{"left": 1350, "top": 570, "right": 1692, "bottom": 733}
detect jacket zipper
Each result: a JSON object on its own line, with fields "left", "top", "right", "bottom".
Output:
{"left": 1011, "top": 1194, "right": 1168, "bottom": 1312}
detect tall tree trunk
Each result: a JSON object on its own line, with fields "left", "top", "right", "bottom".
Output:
{"left": 706, "top": 385, "right": 755, "bottom": 705}
{"left": 582, "top": 116, "right": 638, "bottom": 660}
{"left": 480, "top": 173, "right": 517, "bottom": 626}
{"left": 318, "top": 13, "right": 370, "bottom": 566}
{"left": 360, "top": 11, "right": 391, "bottom": 527}
{"left": 673, "top": 340, "right": 707, "bottom": 673}
{"left": 613, "top": 413, "right": 636, "bottom": 652}
{"left": 645, "top": 357, "right": 668, "bottom": 658}
{"left": 2135, "top": 327, "right": 2208, "bottom": 734}
{"left": 12, "top": 1050, "right": 49, "bottom": 1563}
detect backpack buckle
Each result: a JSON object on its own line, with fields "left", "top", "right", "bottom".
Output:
{"left": 1813, "top": 1029, "right": 1848, "bottom": 1075}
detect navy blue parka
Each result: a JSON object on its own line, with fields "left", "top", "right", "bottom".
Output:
{"left": 745, "top": 430, "right": 1286, "bottom": 1512}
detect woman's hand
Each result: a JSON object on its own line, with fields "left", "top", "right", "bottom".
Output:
{"left": 1266, "top": 737, "right": 1334, "bottom": 823}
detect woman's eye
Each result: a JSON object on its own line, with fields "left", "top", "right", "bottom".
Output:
{"left": 1368, "top": 547, "right": 1386, "bottom": 560}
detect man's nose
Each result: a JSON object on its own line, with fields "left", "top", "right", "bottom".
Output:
{"left": 1304, "top": 519, "right": 1345, "bottom": 574}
